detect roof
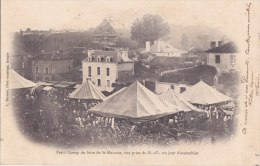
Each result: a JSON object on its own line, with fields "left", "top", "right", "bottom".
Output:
{"left": 9, "top": 69, "right": 37, "bottom": 89}
{"left": 82, "top": 50, "right": 133, "bottom": 63}
{"left": 158, "top": 89, "right": 198, "bottom": 112}
{"left": 89, "top": 81, "right": 180, "bottom": 120}
{"left": 206, "top": 42, "right": 238, "bottom": 53}
{"left": 150, "top": 41, "right": 185, "bottom": 54}
{"left": 68, "top": 79, "right": 105, "bottom": 100}
{"left": 55, "top": 70, "right": 82, "bottom": 82}
{"left": 179, "top": 80, "right": 233, "bottom": 105}
{"left": 53, "top": 81, "right": 77, "bottom": 88}
{"left": 32, "top": 53, "right": 73, "bottom": 60}
{"left": 93, "top": 19, "right": 117, "bottom": 35}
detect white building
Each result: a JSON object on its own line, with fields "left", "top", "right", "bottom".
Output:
{"left": 82, "top": 50, "right": 134, "bottom": 92}
{"left": 143, "top": 40, "right": 187, "bottom": 57}
{"left": 207, "top": 41, "right": 239, "bottom": 73}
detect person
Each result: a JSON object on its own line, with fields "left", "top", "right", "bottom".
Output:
{"left": 211, "top": 135, "right": 216, "bottom": 144}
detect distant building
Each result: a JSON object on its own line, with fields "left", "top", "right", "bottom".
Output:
{"left": 32, "top": 53, "right": 74, "bottom": 81}
{"left": 20, "top": 28, "right": 51, "bottom": 36}
{"left": 93, "top": 19, "right": 118, "bottom": 44}
{"left": 144, "top": 80, "right": 191, "bottom": 94}
{"left": 82, "top": 50, "right": 134, "bottom": 92}
{"left": 143, "top": 40, "right": 187, "bottom": 57}
{"left": 9, "top": 53, "right": 33, "bottom": 80}
{"left": 206, "top": 41, "right": 239, "bottom": 73}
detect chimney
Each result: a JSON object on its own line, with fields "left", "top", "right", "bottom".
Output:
{"left": 218, "top": 40, "right": 222, "bottom": 47}
{"left": 121, "top": 50, "right": 129, "bottom": 60}
{"left": 210, "top": 41, "right": 217, "bottom": 48}
{"left": 146, "top": 41, "right": 151, "bottom": 52}
{"left": 87, "top": 49, "right": 95, "bottom": 56}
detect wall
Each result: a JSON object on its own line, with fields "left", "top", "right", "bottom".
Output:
{"left": 155, "top": 81, "right": 191, "bottom": 94}
{"left": 32, "top": 59, "right": 73, "bottom": 81}
{"left": 207, "top": 53, "right": 238, "bottom": 73}
{"left": 10, "top": 55, "right": 32, "bottom": 79}
{"left": 82, "top": 61, "right": 117, "bottom": 92}
{"left": 118, "top": 62, "right": 134, "bottom": 74}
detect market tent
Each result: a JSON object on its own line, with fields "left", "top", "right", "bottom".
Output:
{"left": 9, "top": 69, "right": 37, "bottom": 89}
{"left": 68, "top": 79, "right": 105, "bottom": 100}
{"left": 159, "top": 88, "right": 198, "bottom": 112}
{"left": 104, "top": 87, "right": 126, "bottom": 101}
{"left": 90, "top": 81, "right": 179, "bottom": 120}
{"left": 179, "top": 80, "right": 233, "bottom": 105}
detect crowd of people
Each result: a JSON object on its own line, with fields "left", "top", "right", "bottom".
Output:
{"left": 10, "top": 87, "right": 237, "bottom": 147}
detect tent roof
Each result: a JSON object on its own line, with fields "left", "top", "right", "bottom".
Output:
{"left": 9, "top": 69, "right": 37, "bottom": 89}
{"left": 90, "top": 81, "right": 179, "bottom": 120}
{"left": 179, "top": 80, "right": 233, "bottom": 105}
{"left": 159, "top": 89, "right": 198, "bottom": 112}
{"left": 68, "top": 79, "right": 105, "bottom": 100}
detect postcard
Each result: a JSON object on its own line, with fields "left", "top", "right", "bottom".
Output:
{"left": 1, "top": 0, "right": 260, "bottom": 165}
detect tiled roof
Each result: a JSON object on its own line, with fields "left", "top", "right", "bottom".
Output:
{"left": 150, "top": 41, "right": 184, "bottom": 53}
{"left": 93, "top": 19, "right": 116, "bottom": 35}
{"left": 32, "top": 53, "right": 73, "bottom": 60}
{"left": 206, "top": 42, "right": 238, "bottom": 53}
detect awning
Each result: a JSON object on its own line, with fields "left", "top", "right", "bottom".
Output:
{"left": 53, "top": 81, "right": 77, "bottom": 88}
{"left": 9, "top": 69, "right": 37, "bottom": 89}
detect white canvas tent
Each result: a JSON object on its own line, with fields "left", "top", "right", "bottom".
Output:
{"left": 90, "top": 81, "right": 180, "bottom": 120}
{"left": 9, "top": 69, "right": 37, "bottom": 89}
{"left": 68, "top": 79, "right": 105, "bottom": 100}
{"left": 159, "top": 88, "right": 199, "bottom": 112}
{"left": 179, "top": 80, "right": 233, "bottom": 105}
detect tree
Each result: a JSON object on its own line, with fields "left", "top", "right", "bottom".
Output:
{"left": 130, "top": 14, "right": 170, "bottom": 46}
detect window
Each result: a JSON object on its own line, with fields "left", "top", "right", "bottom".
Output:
{"left": 106, "top": 68, "right": 110, "bottom": 76}
{"left": 97, "top": 56, "right": 101, "bottom": 62}
{"left": 69, "top": 66, "right": 71, "bottom": 71}
{"left": 35, "top": 60, "right": 39, "bottom": 64}
{"left": 87, "top": 56, "right": 92, "bottom": 61}
{"left": 215, "top": 55, "right": 220, "bottom": 64}
{"left": 45, "top": 68, "right": 49, "bottom": 74}
{"left": 107, "top": 80, "right": 110, "bottom": 87}
{"left": 230, "top": 55, "right": 236, "bottom": 64}
{"left": 106, "top": 57, "right": 110, "bottom": 62}
{"left": 35, "top": 67, "right": 39, "bottom": 73}
{"left": 97, "top": 67, "right": 100, "bottom": 75}
{"left": 97, "top": 79, "right": 101, "bottom": 86}
{"left": 35, "top": 76, "right": 40, "bottom": 81}
{"left": 88, "top": 66, "right": 91, "bottom": 77}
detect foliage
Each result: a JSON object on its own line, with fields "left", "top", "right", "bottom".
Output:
{"left": 130, "top": 14, "right": 170, "bottom": 46}
{"left": 160, "top": 65, "right": 217, "bottom": 85}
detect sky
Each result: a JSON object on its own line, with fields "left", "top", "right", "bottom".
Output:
{"left": 2, "top": 0, "right": 260, "bottom": 43}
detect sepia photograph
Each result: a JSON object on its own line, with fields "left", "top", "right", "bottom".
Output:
{"left": 1, "top": 0, "right": 260, "bottom": 165}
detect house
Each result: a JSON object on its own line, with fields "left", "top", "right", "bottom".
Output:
{"left": 32, "top": 53, "right": 74, "bottom": 82}
{"left": 206, "top": 41, "right": 239, "bottom": 73}
{"left": 143, "top": 40, "right": 187, "bottom": 57}
{"left": 82, "top": 50, "right": 134, "bottom": 92}
{"left": 9, "top": 53, "right": 33, "bottom": 80}
{"left": 92, "top": 19, "right": 118, "bottom": 44}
